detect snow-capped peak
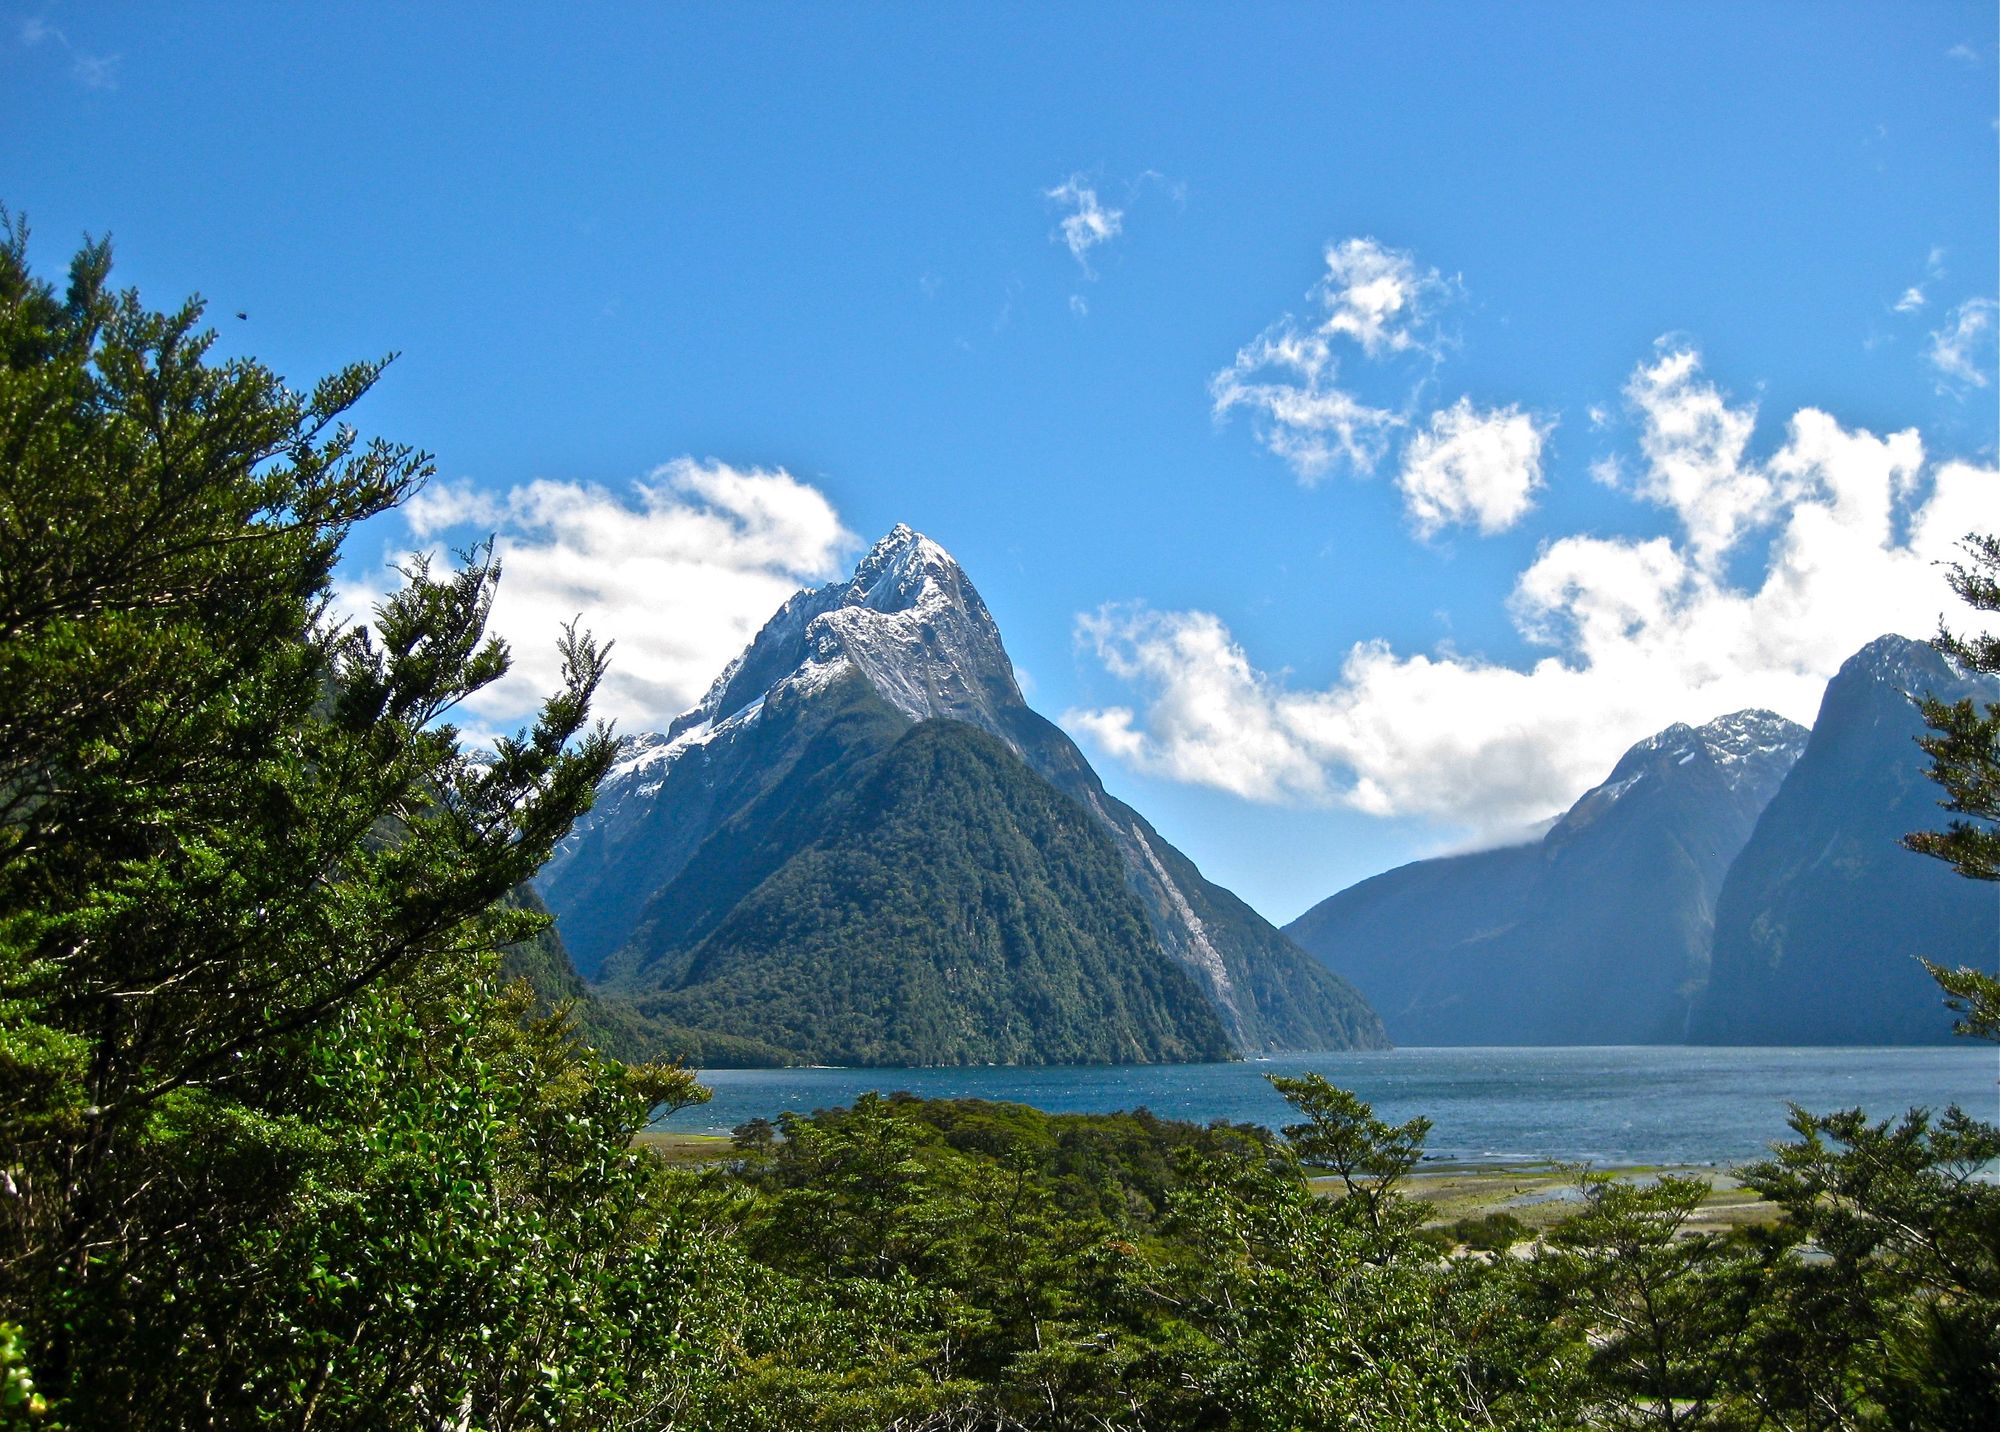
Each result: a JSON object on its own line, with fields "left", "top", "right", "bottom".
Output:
{"left": 847, "top": 523, "right": 961, "bottom": 611}
{"left": 1842, "top": 632, "right": 1965, "bottom": 699}
{"left": 1692, "top": 709, "right": 1808, "bottom": 770}
{"left": 606, "top": 526, "right": 1025, "bottom": 783}
{"left": 1551, "top": 708, "right": 1808, "bottom": 840}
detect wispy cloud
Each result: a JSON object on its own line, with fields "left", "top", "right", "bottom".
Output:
{"left": 335, "top": 460, "right": 857, "bottom": 735}
{"left": 1211, "top": 237, "right": 1455, "bottom": 482}
{"left": 1073, "top": 341, "right": 1991, "bottom": 838}
{"left": 17, "top": 14, "right": 120, "bottom": 89}
{"left": 1314, "top": 237, "right": 1453, "bottom": 360}
{"left": 1890, "top": 246, "right": 1947, "bottom": 316}
{"left": 1045, "top": 175, "right": 1123, "bottom": 277}
{"left": 1927, "top": 296, "right": 1997, "bottom": 394}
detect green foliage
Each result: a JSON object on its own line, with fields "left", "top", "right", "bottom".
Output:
{"left": 1734, "top": 1104, "right": 2000, "bottom": 1429}
{"left": 0, "top": 218, "right": 724, "bottom": 1427}
{"left": 1268, "top": 1072, "right": 1429, "bottom": 1234}
{"left": 1530, "top": 1174, "right": 1764, "bottom": 1428}
{"left": 1433, "top": 1210, "right": 1530, "bottom": 1253}
{"left": 1905, "top": 530, "right": 2000, "bottom": 1039}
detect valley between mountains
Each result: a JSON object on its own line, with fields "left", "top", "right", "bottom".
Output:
{"left": 519, "top": 527, "right": 1999, "bottom": 1066}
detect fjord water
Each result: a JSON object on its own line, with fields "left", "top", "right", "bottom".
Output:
{"left": 673, "top": 1046, "right": 1999, "bottom": 1167}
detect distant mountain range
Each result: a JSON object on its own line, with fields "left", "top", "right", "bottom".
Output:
{"left": 537, "top": 526, "right": 1384, "bottom": 1066}
{"left": 1286, "top": 711, "right": 1808, "bottom": 1044}
{"left": 1288, "top": 634, "right": 1998, "bottom": 1047}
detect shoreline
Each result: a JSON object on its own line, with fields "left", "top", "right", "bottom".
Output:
{"left": 634, "top": 1131, "right": 1781, "bottom": 1231}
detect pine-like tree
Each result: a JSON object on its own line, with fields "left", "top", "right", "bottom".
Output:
{"left": 1904, "top": 531, "right": 2000, "bottom": 1040}
{"left": 0, "top": 214, "right": 712, "bottom": 1426}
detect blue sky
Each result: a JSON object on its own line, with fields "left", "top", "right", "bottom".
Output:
{"left": 6, "top": 4, "right": 1996, "bottom": 919}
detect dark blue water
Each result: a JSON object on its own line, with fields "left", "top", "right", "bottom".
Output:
{"left": 663, "top": 1047, "right": 2000, "bottom": 1167}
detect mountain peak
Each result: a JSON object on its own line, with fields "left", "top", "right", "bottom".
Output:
{"left": 539, "top": 520, "right": 1385, "bottom": 1056}
{"left": 1554, "top": 708, "right": 1807, "bottom": 841}
{"left": 846, "top": 525, "right": 964, "bottom": 614}
{"left": 1693, "top": 709, "right": 1809, "bottom": 770}
{"left": 654, "top": 524, "right": 1018, "bottom": 753}
{"left": 1840, "top": 632, "right": 1960, "bottom": 697}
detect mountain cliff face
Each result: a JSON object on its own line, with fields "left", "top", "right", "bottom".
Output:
{"left": 1691, "top": 636, "right": 1999, "bottom": 1045}
{"left": 1285, "top": 710, "right": 1808, "bottom": 1044}
{"left": 538, "top": 526, "right": 1384, "bottom": 1063}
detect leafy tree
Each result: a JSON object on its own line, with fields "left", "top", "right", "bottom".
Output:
{"left": 1530, "top": 1174, "right": 1762, "bottom": 1429}
{"left": 1735, "top": 1105, "right": 2000, "bottom": 1429}
{"left": 1904, "top": 530, "right": 2000, "bottom": 1038}
{"left": 1267, "top": 1072, "right": 1429, "bottom": 1236}
{"left": 0, "top": 216, "right": 722, "bottom": 1425}
{"left": 1133, "top": 1079, "right": 1575, "bottom": 1430}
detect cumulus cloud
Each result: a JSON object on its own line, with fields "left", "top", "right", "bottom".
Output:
{"left": 1045, "top": 176, "right": 1123, "bottom": 276}
{"left": 1073, "top": 608, "right": 1337, "bottom": 803}
{"left": 1397, "top": 398, "right": 1552, "bottom": 536}
{"left": 1212, "top": 237, "right": 1452, "bottom": 481}
{"left": 1610, "top": 345, "right": 1767, "bottom": 569}
{"left": 1927, "top": 296, "right": 1997, "bottom": 393}
{"left": 1072, "top": 343, "right": 1993, "bottom": 838}
{"left": 336, "top": 459, "right": 856, "bottom": 736}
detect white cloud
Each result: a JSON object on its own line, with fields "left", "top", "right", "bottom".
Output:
{"left": 1045, "top": 176, "right": 1123, "bottom": 276}
{"left": 1397, "top": 398, "right": 1552, "bottom": 536}
{"left": 1892, "top": 248, "right": 1949, "bottom": 317}
{"left": 1071, "top": 608, "right": 1337, "bottom": 803}
{"left": 1072, "top": 343, "right": 1993, "bottom": 838}
{"left": 1927, "top": 296, "right": 1997, "bottom": 393}
{"left": 1612, "top": 345, "right": 1766, "bottom": 570}
{"left": 1212, "top": 237, "right": 1453, "bottom": 482}
{"left": 338, "top": 459, "right": 856, "bottom": 736}
{"left": 1313, "top": 237, "right": 1451, "bottom": 360}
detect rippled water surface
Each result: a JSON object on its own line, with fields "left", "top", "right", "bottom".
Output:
{"left": 667, "top": 1046, "right": 2000, "bottom": 1166}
